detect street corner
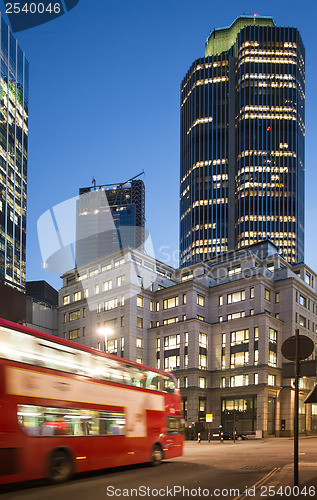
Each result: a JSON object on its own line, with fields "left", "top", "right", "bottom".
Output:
{"left": 240, "top": 463, "right": 317, "bottom": 499}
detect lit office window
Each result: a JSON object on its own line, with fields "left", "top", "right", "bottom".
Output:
{"left": 164, "top": 335, "right": 180, "bottom": 349}
{"left": 104, "top": 279, "right": 113, "bottom": 291}
{"left": 137, "top": 296, "right": 144, "bottom": 308}
{"left": 227, "top": 290, "right": 245, "bottom": 304}
{"left": 230, "top": 375, "right": 249, "bottom": 387}
{"left": 163, "top": 297, "right": 179, "bottom": 309}
{"left": 199, "top": 377, "right": 206, "bottom": 388}
{"left": 116, "top": 276, "right": 125, "bottom": 287}
{"left": 197, "top": 294, "right": 205, "bottom": 307}
{"left": 69, "top": 310, "right": 80, "bottom": 321}
{"left": 268, "top": 374, "right": 276, "bottom": 386}
{"left": 136, "top": 338, "right": 143, "bottom": 348}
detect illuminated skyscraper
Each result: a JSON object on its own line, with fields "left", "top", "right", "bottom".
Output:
{"left": 0, "top": 14, "right": 29, "bottom": 290}
{"left": 180, "top": 16, "right": 304, "bottom": 267}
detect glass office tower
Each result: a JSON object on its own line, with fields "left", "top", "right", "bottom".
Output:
{"left": 0, "top": 14, "right": 29, "bottom": 290}
{"left": 180, "top": 16, "right": 305, "bottom": 266}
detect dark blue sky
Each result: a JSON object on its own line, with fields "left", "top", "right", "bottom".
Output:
{"left": 1, "top": 0, "right": 316, "bottom": 290}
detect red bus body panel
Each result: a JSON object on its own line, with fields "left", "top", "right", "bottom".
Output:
{"left": 0, "top": 319, "right": 184, "bottom": 484}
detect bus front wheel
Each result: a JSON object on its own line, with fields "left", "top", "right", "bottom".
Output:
{"left": 151, "top": 444, "right": 163, "bottom": 466}
{"left": 48, "top": 449, "right": 73, "bottom": 483}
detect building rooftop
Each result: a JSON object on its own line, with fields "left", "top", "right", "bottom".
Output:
{"left": 205, "top": 15, "right": 275, "bottom": 57}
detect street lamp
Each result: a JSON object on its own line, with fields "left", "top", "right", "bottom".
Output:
{"left": 98, "top": 327, "right": 113, "bottom": 352}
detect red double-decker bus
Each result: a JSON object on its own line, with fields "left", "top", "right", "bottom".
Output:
{"left": 0, "top": 319, "right": 184, "bottom": 484}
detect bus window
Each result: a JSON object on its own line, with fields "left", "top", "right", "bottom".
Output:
{"left": 1, "top": 329, "right": 39, "bottom": 367}
{"left": 167, "top": 416, "right": 185, "bottom": 435}
{"left": 17, "top": 404, "right": 125, "bottom": 437}
{"left": 39, "top": 342, "right": 83, "bottom": 375}
{"left": 125, "top": 365, "right": 144, "bottom": 388}
{"left": 163, "top": 376, "right": 175, "bottom": 394}
{"left": 99, "top": 412, "right": 125, "bottom": 436}
{"left": 146, "top": 372, "right": 161, "bottom": 391}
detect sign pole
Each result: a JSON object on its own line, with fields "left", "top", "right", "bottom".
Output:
{"left": 233, "top": 409, "right": 236, "bottom": 443}
{"left": 294, "top": 328, "right": 299, "bottom": 487}
{"left": 281, "top": 330, "right": 314, "bottom": 488}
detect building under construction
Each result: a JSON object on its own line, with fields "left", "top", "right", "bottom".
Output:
{"left": 76, "top": 176, "right": 145, "bottom": 266}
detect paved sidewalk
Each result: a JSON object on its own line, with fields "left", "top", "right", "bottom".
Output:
{"left": 237, "top": 462, "right": 317, "bottom": 499}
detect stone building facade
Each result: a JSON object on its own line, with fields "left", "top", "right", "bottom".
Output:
{"left": 58, "top": 241, "right": 317, "bottom": 437}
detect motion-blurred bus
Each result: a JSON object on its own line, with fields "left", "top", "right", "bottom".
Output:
{"left": 0, "top": 319, "right": 184, "bottom": 484}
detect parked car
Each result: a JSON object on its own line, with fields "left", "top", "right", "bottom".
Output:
{"left": 222, "top": 431, "right": 247, "bottom": 441}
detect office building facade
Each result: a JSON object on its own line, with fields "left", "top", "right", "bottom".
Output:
{"left": 76, "top": 179, "right": 145, "bottom": 267}
{"left": 58, "top": 241, "right": 317, "bottom": 438}
{"left": 0, "top": 14, "right": 29, "bottom": 291}
{"left": 180, "top": 16, "right": 305, "bottom": 267}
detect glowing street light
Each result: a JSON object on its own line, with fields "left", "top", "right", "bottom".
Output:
{"left": 98, "top": 327, "right": 113, "bottom": 352}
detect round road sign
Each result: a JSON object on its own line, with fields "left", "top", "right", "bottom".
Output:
{"left": 281, "top": 335, "right": 314, "bottom": 361}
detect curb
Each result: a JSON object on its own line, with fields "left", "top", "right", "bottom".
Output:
{"left": 233, "top": 467, "right": 280, "bottom": 500}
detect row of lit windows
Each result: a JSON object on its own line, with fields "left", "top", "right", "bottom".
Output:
{"left": 95, "top": 297, "right": 125, "bottom": 313}
{"left": 181, "top": 60, "right": 228, "bottom": 94}
{"left": 240, "top": 214, "right": 296, "bottom": 225}
{"left": 192, "top": 246, "right": 227, "bottom": 255}
{"left": 239, "top": 48, "right": 297, "bottom": 59}
{"left": 186, "top": 116, "right": 213, "bottom": 135}
{"left": 239, "top": 40, "right": 297, "bottom": 51}
{"left": 239, "top": 81, "right": 296, "bottom": 89}
{"left": 238, "top": 150, "right": 296, "bottom": 160}
{"left": 221, "top": 373, "right": 276, "bottom": 388}
{"left": 243, "top": 72, "right": 296, "bottom": 83}
{"left": 237, "top": 181, "right": 285, "bottom": 191}
{"left": 238, "top": 168, "right": 290, "bottom": 177}
{"left": 193, "top": 238, "right": 226, "bottom": 247}
{"left": 194, "top": 61, "right": 228, "bottom": 72}
{"left": 238, "top": 56, "right": 297, "bottom": 66}
{"left": 295, "top": 292, "right": 317, "bottom": 320}
{"left": 240, "top": 231, "right": 296, "bottom": 239}
{"left": 159, "top": 354, "right": 206, "bottom": 371}
{"left": 192, "top": 198, "right": 228, "bottom": 207}
{"left": 241, "top": 104, "right": 296, "bottom": 113}
{"left": 181, "top": 76, "right": 228, "bottom": 107}
{"left": 198, "top": 223, "right": 218, "bottom": 233}
{"left": 63, "top": 276, "right": 126, "bottom": 305}
{"left": 182, "top": 239, "right": 227, "bottom": 254}
{"left": 181, "top": 185, "right": 189, "bottom": 198}
{"left": 65, "top": 258, "right": 126, "bottom": 286}
{"left": 241, "top": 242, "right": 297, "bottom": 256}
{"left": 157, "top": 332, "right": 208, "bottom": 352}
{"left": 188, "top": 223, "right": 218, "bottom": 233}
{"left": 239, "top": 112, "right": 297, "bottom": 122}
{"left": 180, "top": 245, "right": 228, "bottom": 259}
{"left": 222, "top": 327, "right": 278, "bottom": 368}
{"left": 219, "top": 309, "right": 256, "bottom": 322}
{"left": 238, "top": 191, "right": 294, "bottom": 198}
{"left": 181, "top": 160, "right": 228, "bottom": 184}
